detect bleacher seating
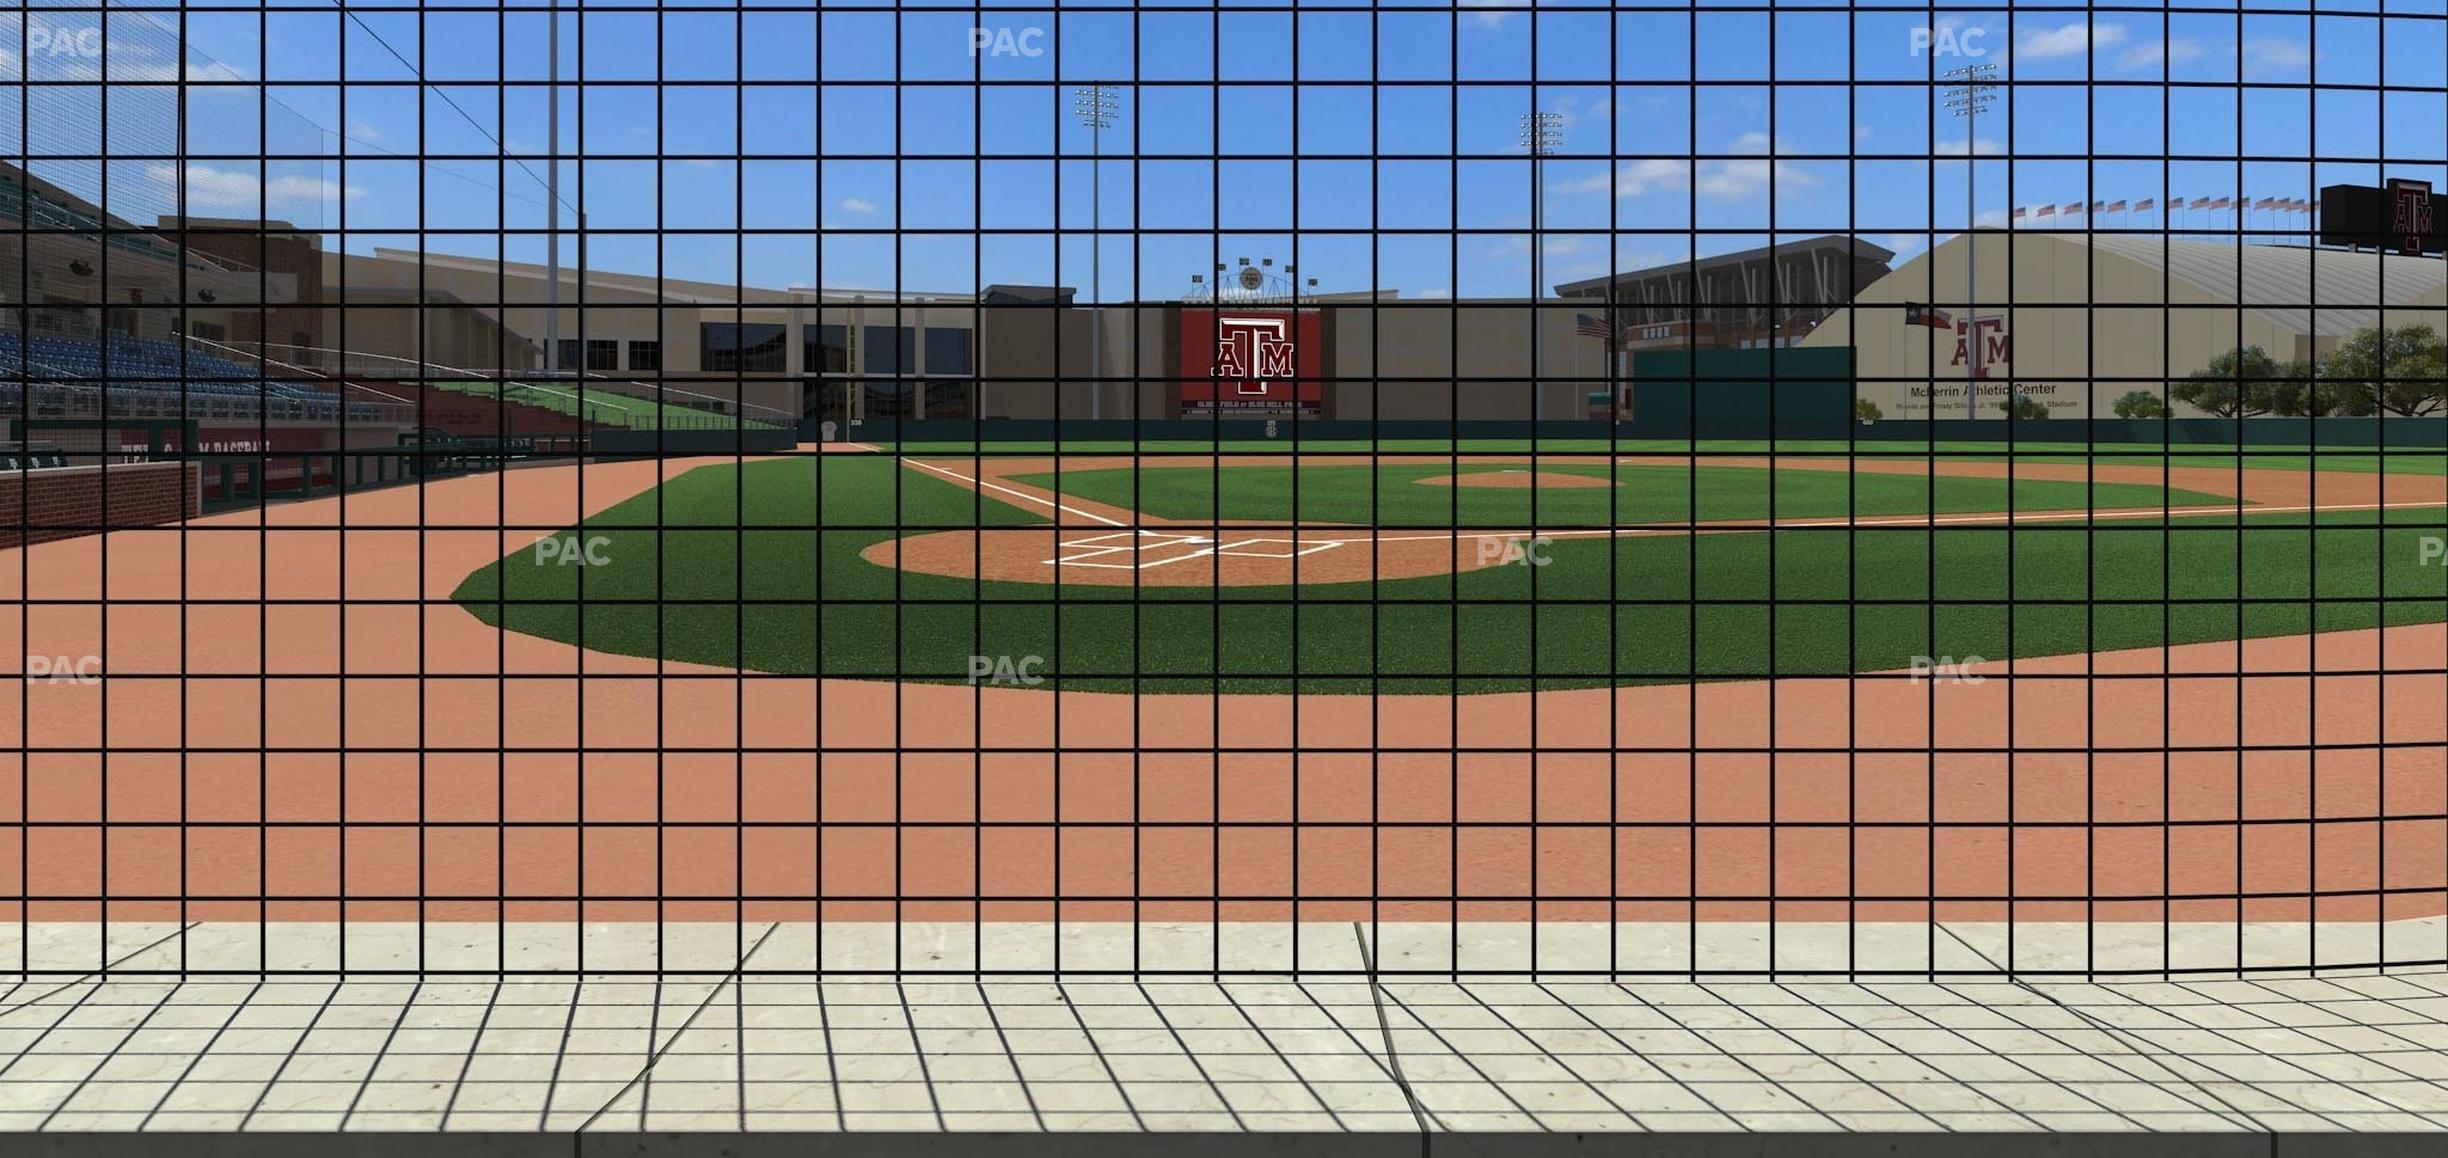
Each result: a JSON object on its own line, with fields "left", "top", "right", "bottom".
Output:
{"left": 0, "top": 333, "right": 407, "bottom": 423}
{"left": 0, "top": 332, "right": 328, "bottom": 401}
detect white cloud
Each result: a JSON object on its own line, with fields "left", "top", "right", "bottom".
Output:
{"left": 838, "top": 196, "right": 878, "bottom": 215}
{"left": 1549, "top": 93, "right": 1613, "bottom": 136}
{"left": 1490, "top": 235, "right": 1587, "bottom": 261}
{"left": 1562, "top": 134, "right": 1816, "bottom": 203}
{"left": 1932, "top": 137, "right": 2004, "bottom": 157}
{"left": 1563, "top": 158, "right": 1685, "bottom": 198}
{"left": 2019, "top": 20, "right": 2127, "bottom": 60}
{"left": 2118, "top": 37, "right": 2205, "bottom": 72}
{"left": 145, "top": 163, "right": 365, "bottom": 212}
{"left": 2243, "top": 37, "right": 2312, "bottom": 73}
{"left": 1693, "top": 132, "right": 1818, "bottom": 201}
{"left": 1459, "top": 0, "right": 1526, "bottom": 30}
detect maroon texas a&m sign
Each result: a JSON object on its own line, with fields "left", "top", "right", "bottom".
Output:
{"left": 1178, "top": 309, "right": 1323, "bottom": 413}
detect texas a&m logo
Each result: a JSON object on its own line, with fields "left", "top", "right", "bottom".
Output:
{"left": 1949, "top": 315, "right": 2011, "bottom": 379}
{"left": 2391, "top": 179, "right": 2435, "bottom": 255}
{"left": 1213, "top": 315, "right": 1296, "bottom": 394}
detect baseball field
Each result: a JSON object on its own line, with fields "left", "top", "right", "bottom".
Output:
{"left": 11, "top": 439, "right": 2448, "bottom": 975}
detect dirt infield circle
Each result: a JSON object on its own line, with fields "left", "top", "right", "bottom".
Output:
{"left": 1417, "top": 469, "right": 1614, "bottom": 489}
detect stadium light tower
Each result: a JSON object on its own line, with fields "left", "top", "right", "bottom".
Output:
{"left": 547, "top": 11, "right": 558, "bottom": 377}
{"left": 1074, "top": 84, "right": 1119, "bottom": 421}
{"left": 1943, "top": 63, "right": 1996, "bottom": 420}
{"left": 1521, "top": 111, "right": 1564, "bottom": 422}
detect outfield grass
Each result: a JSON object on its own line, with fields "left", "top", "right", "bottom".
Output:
{"left": 1007, "top": 462, "right": 2238, "bottom": 526}
{"left": 456, "top": 458, "right": 2448, "bottom": 693}
{"left": 888, "top": 436, "right": 2448, "bottom": 472}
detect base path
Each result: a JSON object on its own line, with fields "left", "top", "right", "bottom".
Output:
{"left": 2, "top": 453, "right": 2441, "bottom": 927}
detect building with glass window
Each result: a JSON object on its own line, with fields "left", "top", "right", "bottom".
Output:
{"left": 326, "top": 247, "right": 1632, "bottom": 426}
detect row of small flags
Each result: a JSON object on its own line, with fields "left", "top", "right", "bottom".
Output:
{"left": 2009, "top": 197, "right": 2320, "bottom": 219}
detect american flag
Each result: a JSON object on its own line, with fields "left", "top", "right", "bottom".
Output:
{"left": 2106, "top": 200, "right": 2128, "bottom": 213}
{"left": 2190, "top": 197, "right": 2212, "bottom": 209}
{"left": 2134, "top": 198, "right": 2156, "bottom": 212}
{"left": 2036, "top": 204, "right": 2055, "bottom": 217}
{"left": 1574, "top": 313, "right": 1615, "bottom": 340}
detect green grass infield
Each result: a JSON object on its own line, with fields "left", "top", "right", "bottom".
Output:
{"left": 1007, "top": 462, "right": 2236, "bottom": 526}
{"left": 454, "top": 456, "right": 2448, "bottom": 693}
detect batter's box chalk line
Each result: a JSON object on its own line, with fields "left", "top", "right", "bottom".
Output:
{"left": 1044, "top": 529, "right": 1211, "bottom": 568}
{"left": 1045, "top": 529, "right": 1349, "bottom": 570}
{"left": 1211, "top": 537, "right": 1348, "bottom": 559}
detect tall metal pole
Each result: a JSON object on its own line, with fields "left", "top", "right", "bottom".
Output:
{"left": 1944, "top": 63, "right": 1996, "bottom": 420}
{"left": 546, "top": 12, "right": 559, "bottom": 378}
{"left": 1073, "top": 85, "right": 1117, "bottom": 422}
{"left": 1521, "top": 111, "right": 1563, "bottom": 423}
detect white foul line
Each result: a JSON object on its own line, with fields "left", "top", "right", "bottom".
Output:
{"left": 900, "top": 457, "right": 1127, "bottom": 527}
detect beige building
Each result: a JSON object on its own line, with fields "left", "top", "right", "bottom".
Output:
{"left": 1807, "top": 231, "right": 2448, "bottom": 419}
{"left": 318, "top": 247, "right": 1625, "bottom": 424}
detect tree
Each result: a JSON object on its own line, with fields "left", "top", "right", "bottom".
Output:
{"left": 2319, "top": 324, "right": 2448, "bottom": 417}
{"left": 1854, "top": 397, "right": 1883, "bottom": 423}
{"left": 2265, "top": 364, "right": 2368, "bottom": 418}
{"left": 2173, "top": 345, "right": 2302, "bottom": 417}
{"left": 1997, "top": 393, "right": 2048, "bottom": 420}
{"left": 2112, "top": 390, "right": 2170, "bottom": 420}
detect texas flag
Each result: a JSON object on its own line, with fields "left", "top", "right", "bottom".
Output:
{"left": 1905, "top": 303, "right": 1954, "bottom": 329}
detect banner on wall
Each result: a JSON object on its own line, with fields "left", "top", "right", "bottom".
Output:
{"left": 1178, "top": 309, "right": 1324, "bottom": 414}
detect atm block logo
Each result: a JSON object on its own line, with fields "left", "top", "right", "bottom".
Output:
{"left": 1213, "top": 315, "right": 1295, "bottom": 389}
{"left": 1949, "top": 315, "right": 2011, "bottom": 378}
{"left": 1178, "top": 309, "right": 1324, "bottom": 414}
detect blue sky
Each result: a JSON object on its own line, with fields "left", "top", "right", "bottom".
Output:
{"left": 12, "top": 3, "right": 2446, "bottom": 299}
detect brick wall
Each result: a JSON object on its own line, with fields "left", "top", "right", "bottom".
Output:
{"left": 0, "top": 461, "right": 201, "bottom": 548}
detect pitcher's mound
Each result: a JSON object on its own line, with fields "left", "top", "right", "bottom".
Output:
{"left": 1416, "top": 469, "right": 1612, "bottom": 489}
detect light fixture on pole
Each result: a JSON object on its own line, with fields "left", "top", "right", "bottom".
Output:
{"left": 546, "top": 10, "right": 559, "bottom": 378}
{"left": 1520, "top": 111, "right": 1564, "bottom": 422}
{"left": 1943, "top": 63, "right": 1996, "bottom": 420}
{"left": 1073, "top": 84, "right": 1119, "bottom": 422}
